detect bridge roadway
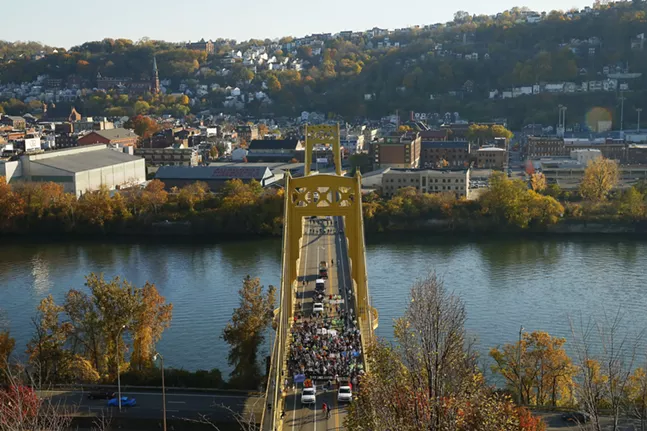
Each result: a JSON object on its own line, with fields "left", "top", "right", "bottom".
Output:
{"left": 283, "top": 215, "right": 355, "bottom": 431}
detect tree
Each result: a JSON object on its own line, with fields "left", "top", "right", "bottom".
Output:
{"left": 27, "top": 296, "right": 72, "bottom": 384}
{"left": 209, "top": 145, "right": 219, "bottom": 160}
{"left": 626, "top": 366, "right": 647, "bottom": 431}
{"left": 530, "top": 173, "right": 547, "bottom": 192}
{"left": 617, "top": 187, "right": 645, "bottom": 219}
{"left": 125, "top": 114, "right": 160, "bottom": 143}
{"left": 142, "top": 179, "right": 168, "bottom": 214}
{"left": 0, "top": 330, "right": 15, "bottom": 383}
{"left": 222, "top": 276, "right": 275, "bottom": 389}
{"left": 579, "top": 158, "right": 619, "bottom": 202}
{"left": 177, "top": 181, "right": 209, "bottom": 212}
{"left": 490, "top": 331, "right": 576, "bottom": 406}
{"left": 133, "top": 100, "right": 150, "bottom": 115}
{"left": 345, "top": 273, "right": 545, "bottom": 431}
{"left": 76, "top": 185, "right": 114, "bottom": 227}
{"left": 0, "top": 176, "right": 25, "bottom": 232}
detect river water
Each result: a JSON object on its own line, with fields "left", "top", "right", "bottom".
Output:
{"left": 1, "top": 237, "right": 646, "bottom": 376}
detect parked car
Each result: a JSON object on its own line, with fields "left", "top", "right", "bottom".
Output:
{"left": 88, "top": 390, "right": 115, "bottom": 400}
{"left": 561, "top": 411, "right": 590, "bottom": 424}
{"left": 107, "top": 396, "right": 136, "bottom": 407}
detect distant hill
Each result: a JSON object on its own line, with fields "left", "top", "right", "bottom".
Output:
{"left": 2, "top": 1, "right": 647, "bottom": 129}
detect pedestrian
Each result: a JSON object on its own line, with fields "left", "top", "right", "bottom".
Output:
{"left": 326, "top": 406, "right": 331, "bottom": 419}
{"left": 322, "top": 402, "right": 328, "bottom": 416}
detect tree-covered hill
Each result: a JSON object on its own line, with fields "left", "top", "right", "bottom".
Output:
{"left": 2, "top": 1, "right": 647, "bottom": 128}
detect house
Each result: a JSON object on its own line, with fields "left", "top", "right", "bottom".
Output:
{"left": 76, "top": 128, "right": 139, "bottom": 147}
{"left": 0, "top": 115, "right": 26, "bottom": 130}
{"left": 187, "top": 39, "right": 215, "bottom": 55}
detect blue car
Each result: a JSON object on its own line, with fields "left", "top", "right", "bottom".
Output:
{"left": 107, "top": 396, "right": 136, "bottom": 407}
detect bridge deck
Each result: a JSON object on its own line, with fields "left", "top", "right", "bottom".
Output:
{"left": 281, "top": 216, "right": 358, "bottom": 431}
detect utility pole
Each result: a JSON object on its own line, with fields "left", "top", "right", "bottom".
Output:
{"left": 619, "top": 91, "right": 626, "bottom": 132}
{"left": 517, "top": 325, "right": 524, "bottom": 406}
{"left": 637, "top": 108, "right": 642, "bottom": 132}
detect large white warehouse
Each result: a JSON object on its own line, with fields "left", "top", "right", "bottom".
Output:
{"left": 20, "top": 145, "right": 146, "bottom": 197}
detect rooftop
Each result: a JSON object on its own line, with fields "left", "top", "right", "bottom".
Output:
{"left": 28, "top": 148, "right": 143, "bottom": 173}
{"left": 155, "top": 165, "right": 272, "bottom": 181}
{"left": 90, "top": 128, "right": 138, "bottom": 141}
{"left": 477, "top": 147, "right": 506, "bottom": 152}
{"left": 422, "top": 141, "right": 469, "bottom": 149}
{"left": 248, "top": 139, "right": 300, "bottom": 151}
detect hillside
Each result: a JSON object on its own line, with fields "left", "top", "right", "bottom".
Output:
{"left": 2, "top": 1, "right": 647, "bottom": 128}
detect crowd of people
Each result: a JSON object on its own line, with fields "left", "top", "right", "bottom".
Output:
{"left": 287, "top": 316, "right": 364, "bottom": 385}
{"left": 287, "top": 216, "right": 364, "bottom": 389}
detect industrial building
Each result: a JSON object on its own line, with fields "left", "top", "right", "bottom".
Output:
{"left": 155, "top": 164, "right": 282, "bottom": 191}
{"left": 20, "top": 145, "right": 146, "bottom": 197}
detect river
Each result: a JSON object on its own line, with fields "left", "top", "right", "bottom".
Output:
{"left": 1, "top": 236, "right": 645, "bottom": 376}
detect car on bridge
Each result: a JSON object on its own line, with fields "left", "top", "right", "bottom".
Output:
{"left": 338, "top": 385, "right": 353, "bottom": 403}
{"left": 301, "top": 386, "right": 316, "bottom": 405}
{"left": 107, "top": 396, "right": 137, "bottom": 407}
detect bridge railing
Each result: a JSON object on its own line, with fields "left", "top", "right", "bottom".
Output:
{"left": 262, "top": 179, "right": 293, "bottom": 431}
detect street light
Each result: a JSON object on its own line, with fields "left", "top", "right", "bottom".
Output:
{"left": 153, "top": 353, "right": 167, "bottom": 431}
{"left": 637, "top": 108, "right": 643, "bottom": 132}
{"left": 517, "top": 325, "right": 524, "bottom": 406}
{"left": 116, "top": 324, "right": 127, "bottom": 412}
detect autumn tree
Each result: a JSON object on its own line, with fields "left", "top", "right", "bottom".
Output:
{"left": 0, "top": 330, "right": 15, "bottom": 384}
{"left": 530, "top": 172, "right": 547, "bottom": 192}
{"left": 480, "top": 173, "right": 563, "bottom": 228}
{"left": 222, "top": 276, "right": 275, "bottom": 389}
{"left": 140, "top": 179, "right": 166, "bottom": 213}
{"left": 76, "top": 185, "right": 115, "bottom": 228}
{"left": 177, "top": 181, "right": 209, "bottom": 211}
{"left": 616, "top": 187, "right": 645, "bottom": 219}
{"left": 125, "top": 114, "right": 160, "bottom": 145}
{"left": 345, "top": 273, "right": 545, "bottom": 431}
{"left": 490, "top": 331, "right": 576, "bottom": 406}
{"left": 0, "top": 176, "right": 25, "bottom": 231}
{"left": 579, "top": 157, "right": 619, "bottom": 202}
{"left": 27, "top": 296, "right": 72, "bottom": 383}
{"left": 626, "top": 366, "right": 647, "bottom": 431}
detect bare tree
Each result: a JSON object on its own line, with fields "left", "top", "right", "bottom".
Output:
{"left": 570, "top": 311, "right": 645, "bottom": 431}
{"left": 0, "top": 363, "right": 77, "bottom": 431}
{"left": 598, "top": 311, "right": 643, "bottom": 431}
{"left": 181, "top": 400, "right": 262, "bottom": 430}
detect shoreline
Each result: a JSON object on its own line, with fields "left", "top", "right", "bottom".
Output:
{"left": 3, "top": 220, "right": 647, "bottom": 245}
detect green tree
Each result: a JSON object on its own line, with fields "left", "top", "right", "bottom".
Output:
{"left": 616, "top": 187, "right": 645, "bottom": 219}
{"left": 222, "top": 276, "right": 275, "bottom": 389}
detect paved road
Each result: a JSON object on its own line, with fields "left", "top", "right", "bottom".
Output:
{"left": 39, "top": 389, "right": 263, "bottom": 422}
{"left": 538, "top": 411, "right": 643, "bottom": 430}
{"left": 283, "top": 215, "right": 355, "bottom": 431}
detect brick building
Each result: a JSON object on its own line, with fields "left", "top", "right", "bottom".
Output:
{"left": 526, "top": 137, "right": 568, "bottom": 158}
{"left": 371, "top": 132, "right": 421, "bottom": 169}
{"left": 476, "top": 147, "right": 507, "bottom": 169}
{"left": 381, "top": 168, "right": 470, "bottom": 198}
{"left": 77, "top": 128, "right": 138, "bottom": 147}
{"left": 420, "top": 141, "right": 470, "bottom": 168}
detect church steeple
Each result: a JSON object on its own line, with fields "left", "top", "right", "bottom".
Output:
{"left": 151, "top": 56, "right": 160, "bottom": 94}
